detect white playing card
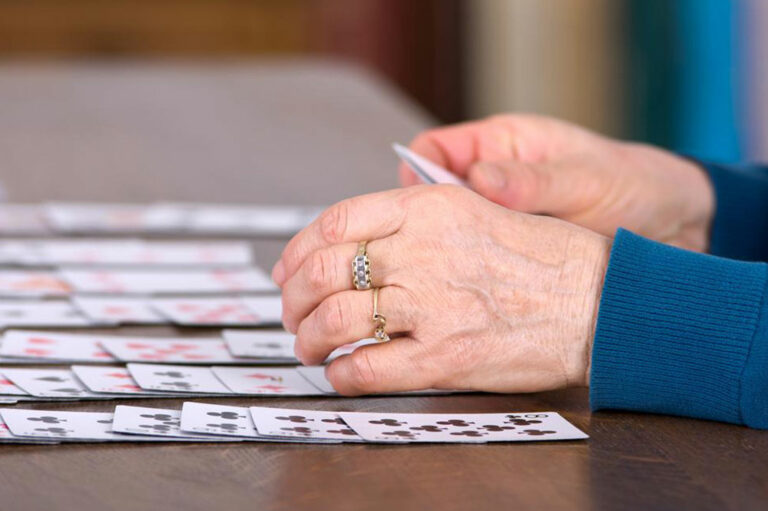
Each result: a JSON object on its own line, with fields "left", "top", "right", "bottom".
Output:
{"left": 101, "top": 337, "right": 238, "bottom": 364}
{"left": 34, "top": 239, "right": 142, "bottom": 265}
{"left": 122, "top": 241, "right": 252, "bottom": 267}
{"left": 0, "top": 409, "right": 161, "bottom": 442}
{"left": 239, "top": 295, "right": 283, "bottom": 324}
{"left": 71, "top": 296, "right": 167, "bottom": 325}
{"left": 150, "top": 297, "right": 275, "bottom": 327}
{"left": 211, "top": 367, "right": 324, "bottom": 396}
{"left": 0, "top": 301, "right": 92, "bottom": 328}
{"left": 393, "top": 143, "right": 468, "bottom": 187}
{"left": 0, "top": 372, "right": 31, "bottom": 396}
{"left": 112, "top": 405, "right": 236, "bottom": 441}
{"left": 339, "top": 411, "right": 588, "bottom": 443}
{"left": 0, "top": 415, "right": 59, "bottom": 444}
{"left": 70, "top": 365, "right": 178, "bottom": 396}
{"left": 179, "top": 402, "right": 260, "bottom": 438}
{"left": 249, "top": 407, "right": 363, "bottom": 442}
{"left": 44, "top": 203, "right": 186, "bottom": 233}
{"left": 179, "top": 402, "right": 337, "bottom": 444}
{"left": 0, "top": 330, "right": 117, "bottom": 362}
{"left": 222, "top": 329, "right": 296, "bottom": 359}
{"left": 295, "top": 366, "right": 336, "bottom": 394}
{"left": 127, "top": 363, "right": 234, "bottom": 394}
{"left": 183, "top": 204, "right": 321, "bottom": 236}
{"left": 1, "top": 368, "right": 110, "bottom": 399}
{"left": 0, "top": 205, "right": 50, "bottom": 235}
{"left": 59, "top": 268, "right": 276, "bottom": 294}
{"left": 0, "top": 271, "right": 71, "bottom": 297}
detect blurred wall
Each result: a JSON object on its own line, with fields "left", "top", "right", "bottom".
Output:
{"left": 465, "top": 0, "right": 627, "bottom": 138}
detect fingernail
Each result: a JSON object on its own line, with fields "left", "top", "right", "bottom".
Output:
{"left": 477, "top": 163, "right": 507, "bottom": 190}
{"left": 272, "top": 260, "right": 286, "bottom": 286}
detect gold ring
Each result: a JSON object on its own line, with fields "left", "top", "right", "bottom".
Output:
{"left": 352, "top": 241, "right": 372, "bottom": 290}
{"left": 372, "top": 288, "right": 390, "bottom": 342}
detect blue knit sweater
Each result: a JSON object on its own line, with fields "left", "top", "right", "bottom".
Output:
{"left": 590, "top": 162, "right": 768, "bottom": 429}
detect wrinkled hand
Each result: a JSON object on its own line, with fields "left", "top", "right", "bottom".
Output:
{"left": 400, "top": 114, "right": 715, "bottom": 251}
{"left": 272, "top": 185, "right": 611, "bottom": 395}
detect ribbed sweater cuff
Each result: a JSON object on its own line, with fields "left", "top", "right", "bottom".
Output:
{"left": 700, "top": 161, "right": 768, "bottom": 261}
{"left": 590, "top": 229, "right": 768, "bottom": 427}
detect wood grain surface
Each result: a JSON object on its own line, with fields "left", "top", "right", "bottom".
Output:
{"left": 0, "top": 62, "right": 765, "bottom": 511}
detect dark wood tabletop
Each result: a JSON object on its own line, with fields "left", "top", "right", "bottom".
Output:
{"left": 0, "top": 62, "right": 765, "bottom": 511}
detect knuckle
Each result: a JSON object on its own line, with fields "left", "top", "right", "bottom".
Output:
{"left": 306, "top": 249, "right": 335, "bottom": 291}
{"left": 347, "top": 349, "right": 378, "bottom": 391}
{"left": 318, "top": 295, "right": 348, "bottom": 335}
{"left": 319, "top": 201, "right": 350, "bottom": 244}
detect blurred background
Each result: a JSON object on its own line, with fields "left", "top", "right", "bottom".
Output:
{"left": 0, "top": 0, "right": 764, "bottom": 163}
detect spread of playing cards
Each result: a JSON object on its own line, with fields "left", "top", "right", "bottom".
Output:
{"left": 0, "top": 199, "right": 586, "bottom": 446}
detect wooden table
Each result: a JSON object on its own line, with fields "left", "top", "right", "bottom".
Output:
{"left": 0, "top": 62, "right": 765, "bottom": 511}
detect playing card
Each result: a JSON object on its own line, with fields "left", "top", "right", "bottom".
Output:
{"left": 179, "top": 402, "right": 260, "bottom": 438}
{"left": 179, "top": 402, "right": 337, "bottom": 443}
{"left": 222, "top": 329, "right": 296, "bottom": 359}
{"left": 0, "top": 271, "right": 71, "bottom": 297}
{"left": 249, "top": 407, "right": 363, "bottom": 442}
{"left": 122, "top": 241, "right": 253, "bottom": 267}
{"left": 150, "top": 297, "right": 275, "bottom": 327}
{"left": 0, "top": 301, "right": 92, "bottom": 328}
{"left": 211, "top": 367, "right": 325, "bottom": 396}
{"left": 0, "top": 330, "right": 117, "bottom": 362}
{"left": 101, "top": 337, "right": 238, "bottom": 364}
{"left": 71, "top": 365, "right": 178, "bottom": 396}
{"left": 44, "top": 203, "right": 186, "bottom": 233}
{"left": 0, "top": 409, "right": 161, "bottom": 442}
{"left": 112, "top": 405, "right": 236, "bottom": 441}
{"left": 71, "top": 296, "right": 166, "bottom": 325}
{"left": 295, "top": 366, "right": 336, "bottom": 394}
{"left": 0, "top": 415, "right": 59, "bottom": 444}
{"left": 239, "top": 295, "right": 283, "bottom": 324}
{"left": 183, "top": 204, "right": 322, "bottom": 236}
{"left": 127, "top": 363, "right": 234, "bottom": 394}
{"left": 338, "top": 412, "right": 588, "bottom": 443}
{"left": 1, "top": 368, "right": 111, "bottom": 399}
{"left": 59, "top": 268, "right": 275, "bottom": 294}
{"left": 0, "top": 205, "right": 50, "bottom": 235}
{"left": 0, "top": 373, "right": 31, "bottom": 396}
{"left": 393, "top": 143, "right": 468, "bottom": 187}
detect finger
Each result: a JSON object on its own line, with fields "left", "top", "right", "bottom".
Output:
{"left": 293, "top": 286, "right": 414, "bottom": 365}
{"left": 274, "top": 188, "right": 410, "bottom": 286}
{"left": 467, "top": 159, "right": 593, "bottom": 215}
{"left": 403, "top": 117, "right": 521, "bottom": 179}
{"left": 281, "top": 238, "right": 397, "bottom": 332}
{"left": 325, "top": 337, "right": 438, "bottom": 395}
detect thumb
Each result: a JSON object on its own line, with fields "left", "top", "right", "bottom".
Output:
{"left": 467, "top": 159, "right": 590, "bottom": 215}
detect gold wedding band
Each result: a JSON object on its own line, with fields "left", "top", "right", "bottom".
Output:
{"left": 372, "top": 287, "right": 390, "bottom": 342}
{"left": 352, "top": 241, "right": 372, "bottom": 290}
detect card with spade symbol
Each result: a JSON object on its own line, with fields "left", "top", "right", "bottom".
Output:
{"left": 0, "top": 409, "right": 162, "bottom": 442}
{"left": 111, "top": 405, "right": 237, "bottom": 441}
{"left": 249, "top": 406, "right": 363, "bottom": 442}
{"left": 337, "top": 412, "right": 588, "bottom": 443}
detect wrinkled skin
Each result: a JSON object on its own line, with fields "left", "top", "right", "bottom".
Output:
{"left": 399, "top": 114, "right": 715, "bottom": 251}
{"left": 273, "top": 185, "right": 610, "bottom": 396}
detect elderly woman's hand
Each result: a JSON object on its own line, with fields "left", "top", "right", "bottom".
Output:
{"left": 272, "top": 185, "right": 611, "bottom": 395}
{"left": 400, "top": 114, "right": 715, "bottom": 252}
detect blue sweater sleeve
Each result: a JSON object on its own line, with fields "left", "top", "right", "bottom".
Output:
{"left": 699, "top": 162, "right": 768, "bottom": 261}
{"left": 590, "top": 229, "right": 768, "bottom": 429}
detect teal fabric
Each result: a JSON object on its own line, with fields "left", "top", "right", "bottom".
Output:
{"left": 590, "top": 229, "right": 768, "bottom": 428}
